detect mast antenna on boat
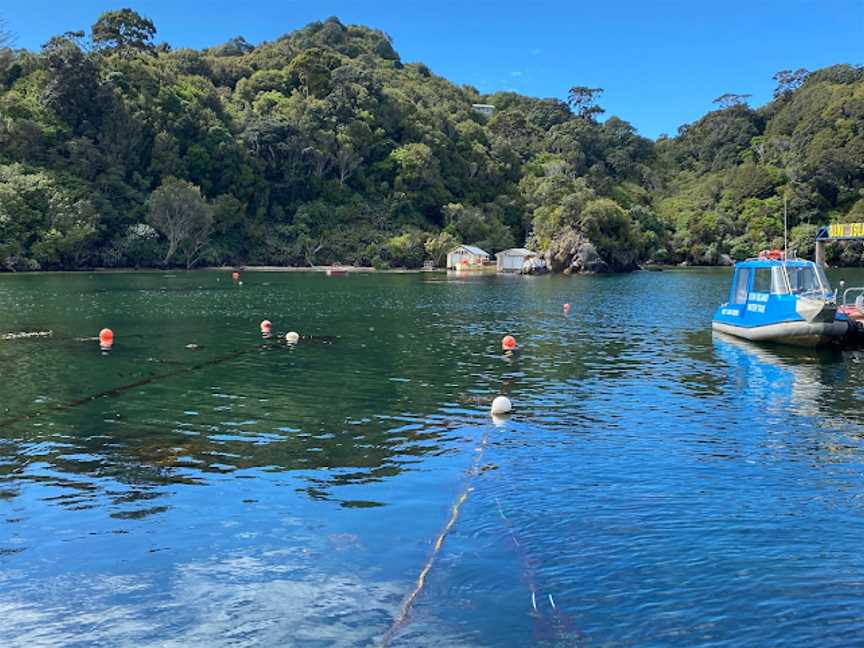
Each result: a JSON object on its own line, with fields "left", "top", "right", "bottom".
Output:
{"left": 783, "top": 193, "right": 789, "bottom": 261}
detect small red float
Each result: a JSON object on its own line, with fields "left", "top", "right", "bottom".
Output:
{"left": 99, "top": 328, "right": 114, "bottom": 344}
{"left": 502, "top": 335, "right": 517, "bottom": 351}
{"left": 260, "top": 319, "right": 272, "bottom": 333}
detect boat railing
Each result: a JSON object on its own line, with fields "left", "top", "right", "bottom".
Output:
{"left": 842, "top": 286, "right": 864, "bottom": 308}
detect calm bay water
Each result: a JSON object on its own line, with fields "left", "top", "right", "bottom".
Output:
{"left": 2, "top": 268, "right": 864, "bottom": 647}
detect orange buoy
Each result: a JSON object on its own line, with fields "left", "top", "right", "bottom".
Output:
{"left": 563, "top": 303, "right": 571, "bottom": 315}
{"left": 502, "top": 335, "right": 517, "bottom": 351}
{"left": 232, "top": 271, "right": 240, "bottom": 282}
{"left": 260, "top": 319, "right": 272, "bottom": 333}
{"left": 99, "top": 328, "right": 114, "bottom": 344}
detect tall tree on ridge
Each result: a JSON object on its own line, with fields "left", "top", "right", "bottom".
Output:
{"left": 567, "top": 86, "right": 605, "bottom": 121}
{"left": 712, "top": 93, "right": 752, "bottom": 109}
{"left": 91, "top": 8, "right": 156, "bottom": 55}
{"left": 772, "top": 68, "right": 810, "bottom": 99}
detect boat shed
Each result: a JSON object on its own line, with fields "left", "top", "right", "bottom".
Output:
{"left": 447, "top": 245, "right": 490, "bottom": 269}
{"left": 496, "top": 248, "right": 538, "bottom": 272}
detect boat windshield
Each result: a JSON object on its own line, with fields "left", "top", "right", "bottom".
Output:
{"left": 784, "top": 264, "right": 832, "bottom": 298}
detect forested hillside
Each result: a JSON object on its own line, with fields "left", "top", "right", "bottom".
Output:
{"left": 0, "top": 11, "right": 862, "bottom": 271}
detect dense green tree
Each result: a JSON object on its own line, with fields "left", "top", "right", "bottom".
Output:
{"left": 425, "top": 230, "right": 459, "bottom": 266}
{"left": 92, "top": 8, "right": 156, "bottom": 54}
{"left": 712, "top": 93, "right": 752, "bottom": 109}
{"left": 382, "top": 230, "right": 427, "bottom": 268}
{"left": 0, "top": 164, "right": 99, "bottom": 270}
{"left": 146, "top": 178, "right": 213, "bottom": 268}
{"left": 773, "top": 68, "right": 809, "bottom": 99}
{"left": 567, "top": 86, "right": 604, "bottom": 121}
{"left": 579, "top": 198, "right": 640, "bottom": 269}
{"left": 41, "top": 34, "right": 113, "bottom": 136}
{"left": 443, "top": 202, "right": 514, "bottom": 252}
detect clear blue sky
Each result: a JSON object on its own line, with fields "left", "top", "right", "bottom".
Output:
{"left": 4, "top": 0, "right": 863, "bottom": 138}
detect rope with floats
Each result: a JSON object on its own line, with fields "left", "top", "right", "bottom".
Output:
{"left": 383, "top": 343, "right": 522, "bottom": 644}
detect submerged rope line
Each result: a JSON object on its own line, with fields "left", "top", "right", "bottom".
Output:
{"left": 496, "top": 495, "right": 540, "bottom": 609}
{"left": 495, "top": 493, "right": 575, "bottom": 642}
{"left": 0, "top": 349, "right": 252, "bottom": 430}
{"left": 381, "top": 427, "right": 491, "bottom": 646}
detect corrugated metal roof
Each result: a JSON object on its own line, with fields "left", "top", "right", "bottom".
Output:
{"left": 498, "top": 248, "right": 537, "bottom": 256}
{"left": 451, "top": 245, "right": 489, "bottom": 256}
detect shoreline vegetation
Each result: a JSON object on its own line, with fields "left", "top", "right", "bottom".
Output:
{"left": 0, "top": 263, "right": 727, "bottom": 277}
{"left": 1, "top": 11, "right": 863, "bottom": 275}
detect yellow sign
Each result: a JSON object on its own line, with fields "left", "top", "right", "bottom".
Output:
{"left": 828, "top": 223, "right": 864, "bottom": 238}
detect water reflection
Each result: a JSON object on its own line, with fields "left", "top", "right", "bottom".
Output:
{"left": 712, "top": 332, "right": 864, "bottom": 479}
{"left": 712, "top": 332, "right": 835, "bottom": 416}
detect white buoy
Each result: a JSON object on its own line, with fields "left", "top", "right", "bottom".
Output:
{"left": 285, "top": 331, "right": 300, "bottom": 344}
{"left": 491, "top": 396, "right": 512, "bottom": 415}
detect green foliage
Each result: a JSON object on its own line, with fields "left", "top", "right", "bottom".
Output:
{"left": 92, "top": 8, "right": 157, "bottom": 54}
{"left": 444, "top": 203, "right": 514, "bottom": 253}
{"left": 41, "top": 34, "right": 114, "bottom": 136}
{"left": 567, "top": 86, "right": 604, "bottom": 120}
{"left": 425, "top": 230, "right": 459, "bottom": 266}
{"left": 657, "top": 64, "right": 864, "bottom": 265}
{"left": 285, "top": 48, "right": 342, "bottom": 98}
{"left": 0, "top": 164, "right": 99, "bottom": 270}
{"left": 146, "top": 177, "right": 213, "bottom": 269}
{"left": 579, "top": 198, "right": 639, "bottom": 269}
{"left": 664, "top": 105, "right": 764, "bottom": 173}
{"left": 0, "top": 13, "right": 862, "bottom": 273}
{"left": 382, "top": 230, "right": 428, "bottom": 268}
{"left": 790, "top": 223, "right": 818, "bottom": 259}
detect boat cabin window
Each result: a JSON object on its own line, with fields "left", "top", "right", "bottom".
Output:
{"left": 786, "top": 264, "right": 831, "bottom": 296}
{"left": 771, "top": 267, "right": 789, "bottom": 293}
{"left": 752, "top": 268, "right": 772, "bottom": 294}
{"left": 751, "top": 267, "right": 790, "bottom": 294}
{"left": 731, "top": 268, "right": 750, "bottom": 304}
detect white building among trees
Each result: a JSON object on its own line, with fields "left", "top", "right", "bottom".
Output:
{"left": 447, "top": 245, "right": 490, "bottom": 269}
{"left": 496, "top": 248, "right": 537, "bottom": 272}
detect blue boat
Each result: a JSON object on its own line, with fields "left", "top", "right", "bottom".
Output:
{"left": 712, "top": 250, "right": 850, "bottom": 347}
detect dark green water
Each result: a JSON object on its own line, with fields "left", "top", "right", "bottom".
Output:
{"left": 2, "top": 269, "right": 864, "bottom": 647}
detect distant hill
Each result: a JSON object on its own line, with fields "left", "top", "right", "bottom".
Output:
{"left": 656, "top": 65, "right": 864, "bottom": 266}
{"left": 0, "top": 11, "right": 862, "bottom": 271}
